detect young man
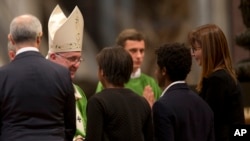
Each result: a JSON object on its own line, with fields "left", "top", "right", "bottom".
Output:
{"left": 46, "top": 5, "right": 87, "bottom": 141}
{"left": 96, "top": 29, "right": 161, "bottom": 107}
{"left": 153, "top": 43, "right": 214, "bottom": 141}
{"left": 86, "top": 46, "right": 153, "bottom": 141}
{"left": 0, "top": 14, "right": 75, "bottom": 141}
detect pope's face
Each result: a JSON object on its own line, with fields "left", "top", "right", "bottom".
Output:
{"left": 50, "top": 51, "right": 83, "bottom": 79}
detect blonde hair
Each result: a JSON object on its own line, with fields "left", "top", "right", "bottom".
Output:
{"left": 188, "top": 24, "right": 237, "bottom": 92}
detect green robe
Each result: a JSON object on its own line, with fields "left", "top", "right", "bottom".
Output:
{"left": 73, "top": 84, "right": 87, "bottom": 140}
{"left": 95, "top": 73, "right": 162, "bottom": 100}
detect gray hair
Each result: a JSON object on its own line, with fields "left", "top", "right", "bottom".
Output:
{"left": 9, "top": 14, "right": 42, "bottom": 44}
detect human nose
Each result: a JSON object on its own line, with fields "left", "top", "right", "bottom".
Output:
{"left": 135, "top": 51, "right": 143, "bottom": 58}
{"left": 190, "top": 49, "right": 195, "bottom": 56}
{"left": 191, "top": 47, "right": 200, "bottom": 57}
{"left": 72, "top": 58, "right": 83, "bottom": 66}
{"left": 71, "top": 61, "right": 81, "bottom": 69}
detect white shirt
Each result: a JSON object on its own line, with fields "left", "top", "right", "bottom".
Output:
{"left": 131, "top": 68, "right": 141, "bottom": 78}
{"left": 160, "top": 81, "right": 186, "bottom": 97}
{"left": 16, "top": 47, "right": 39, "bottom": 56}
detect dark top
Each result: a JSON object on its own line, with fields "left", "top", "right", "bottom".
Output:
{"left": 153, "top": 83, "right": 214, "bottom": 141}
{"left": 200, "top": 69, "right": 245, "bottom": 141}
{"left": 85, "top": 88, "right": 153, "bottom": 141}
{"left": 0, "top": 51, "right": 76, "bottom": 141}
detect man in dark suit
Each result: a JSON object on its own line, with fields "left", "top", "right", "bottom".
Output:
{"left": 153, "top": 43, "right": 215, "bottom": 141}
{"left": 0, "top": 14, "right": 76, "bottom": 141}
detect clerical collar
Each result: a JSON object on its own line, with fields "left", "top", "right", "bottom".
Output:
{"left": 16, "top": 47, "right": 39, "bottom": 56}
{"left": 131, "top": 68, "right": 141, "bottom": 78}
{"left": 74, "top": 85, "right": 82, "bottom": 100}
{"left": 160, "top": 81, "right": 185, "bottom": 97}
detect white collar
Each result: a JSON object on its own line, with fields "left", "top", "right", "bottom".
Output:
{"left": 16, "top": 47, "right": 39, "bottom": 55}
{"left": 131, "top": 68, "right": 141, "bottom": 78}
{"left": 74, "top": 85, "right": 82, "bottom": 100}
{"left": 160, "top": 81, "right": 185, "bottom": 97}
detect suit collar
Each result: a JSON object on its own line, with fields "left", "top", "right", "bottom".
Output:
{"left": 16, "top": 47, "right": 39, "bottom": 55}
{"left": 13, "top": 51, "right": 44, "bottom": 61}
{"left": 160, "top": 81, "right": 186, "bottom": 97}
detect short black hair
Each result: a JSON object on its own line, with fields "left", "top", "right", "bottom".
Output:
{"left": 155, "top": 43, "right": 192, "bottom": 81}
{"left": 96, "top": 46, "right": 133, "bottom": 86}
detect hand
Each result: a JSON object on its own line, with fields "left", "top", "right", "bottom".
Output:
{"left": 75, "top": 138, "right": 84, "bottom": 141}
{"left": 143, "top": 85, "right": 155, "bottom": 108}
{"left": 74, "top": 135, "right": 85, "bottom": 141}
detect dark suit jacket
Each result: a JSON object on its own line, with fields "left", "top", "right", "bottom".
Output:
{"left": 153, "top": 83, "right": 214, "bottom": 141}
{"left": 200, "top": 69, "right": 245, "bottom": 141}
{"left": 0, "top": 51, "right": 76, "bottom": 141}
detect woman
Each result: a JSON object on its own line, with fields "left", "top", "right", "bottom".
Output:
{"left": 188, "top": 24, "right": 245, "bottom": 141}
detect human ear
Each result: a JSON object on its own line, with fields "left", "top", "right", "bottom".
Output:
{"left": 162, "top": 67, "right": 167, "bottom": 76}
{"left": 8, "top": 34, "right": 15, "bottom": 45}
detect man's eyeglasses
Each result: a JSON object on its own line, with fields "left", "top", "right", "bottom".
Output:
{"left": 55, "top": 53, "right": 84, "bottom": 64}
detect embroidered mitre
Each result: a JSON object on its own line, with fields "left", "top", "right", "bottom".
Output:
{"left": 48, "top": 5, "right": 84, "bottom": 53}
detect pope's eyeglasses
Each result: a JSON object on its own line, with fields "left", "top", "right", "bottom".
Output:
{"left": 55, "top": 53, "right": 83, "bottom": 64}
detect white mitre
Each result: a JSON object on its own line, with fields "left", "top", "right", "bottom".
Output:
{"left": 48, "top": 5, "right": 84, "bottom": 53}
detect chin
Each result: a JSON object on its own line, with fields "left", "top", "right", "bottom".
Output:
{"left": 134, "top": 66, "right": 140, "bottom": 70}
{"left": 70, "top": 73, "right": 75, "bottom": 79}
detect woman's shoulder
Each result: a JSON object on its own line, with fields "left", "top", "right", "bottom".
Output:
{"left": 209, "top": 69, "right": 230, "bottom": 78}
{"left": 206, "top": 69, "right": 235, "bottom": 84}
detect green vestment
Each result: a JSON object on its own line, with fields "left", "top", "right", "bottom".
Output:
{"left": 95, "top": 73, "right": 162, "bottom": 100}
{"left": 73, "top": 84, "right": 87, "bottom": 140}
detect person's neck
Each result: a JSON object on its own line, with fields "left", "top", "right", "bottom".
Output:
{"left": 15, "top": 46, "right": 39, "bottom": 56}
{"left": 132, "top": 68, "right": 139, "bottom": 74}
{"left": 103, "top": 82, "right": 124, "bottom": 89}
{"left": 131, "top": 68, "right": 141, "bottom": 78}
{"left": 16, "top": 42, "right": 38, "bottom": 49}
{"left": 162, "top": 80, "right": 172, "bottom": 90}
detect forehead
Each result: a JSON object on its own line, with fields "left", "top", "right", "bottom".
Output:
{"left": 193, "top": 41, "right": 201, "bottom": 47}
{"left": 59, "top": 51, "right": 82, "bottom": 56}
{"left": 124, "top": 40, "right": 145, "bottom": 50}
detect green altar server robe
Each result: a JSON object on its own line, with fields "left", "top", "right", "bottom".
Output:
{"left": 96, "top": 73, "right": 162, "bottom": 100}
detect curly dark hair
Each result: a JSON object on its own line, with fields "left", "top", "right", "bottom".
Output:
{"left": 155, "top": 43, "right": 192, "bottom": 81}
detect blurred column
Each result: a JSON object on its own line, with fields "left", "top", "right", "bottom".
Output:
{"left": 119, "top": 0, "right": 134, "bottom": 28}
{"left": 189, "top": 0, "right": 211, "bottom": 26}
{"left": 98, "top": 0, "right": 116, "bottom": 47}
{"left": 0, "top": 0, "right": 12, "bottom": 65}
{"left": 211, "top": 0, "right": 231, "bottom": 52}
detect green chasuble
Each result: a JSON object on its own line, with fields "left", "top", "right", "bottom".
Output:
{"left": 73, "top": 84, "right": 87, "bottom": 140}
{"left": 95, "top": 73, "right": 162, "bottom": 100}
